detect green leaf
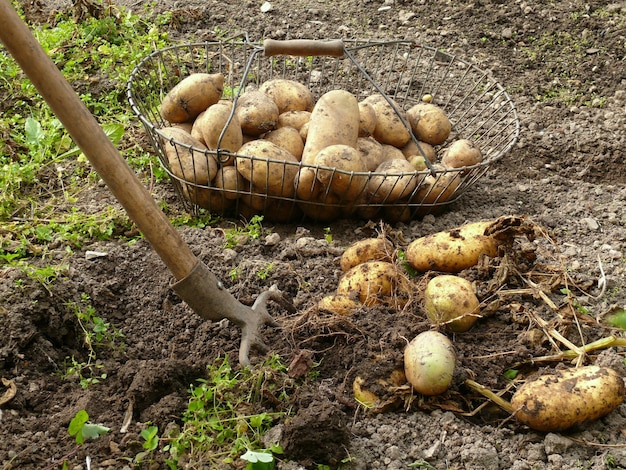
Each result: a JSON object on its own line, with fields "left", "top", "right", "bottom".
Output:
{"left": 241, "top": 450, "right": 274, "bottom": 466}
{"left": 24, "top": 117, "right": 45, "bottom": 146}
{"left": 141, "top": 425, "right": 159, "bottom": 451}
{"left": 503, "top": 369, "right": 519, "bottom": 380}
{"left": 102, "top": 122, "right": 125, "bottom": 145}
{"left": 82, "top": 422, "right": 111, "bottom": 440}
{"left": 68, "top": 410, "right": 89, "bottom": 444}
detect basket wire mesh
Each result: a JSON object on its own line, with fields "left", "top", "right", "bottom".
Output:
{"left": 127, "top": 38, "right": 519, "bottom": 222}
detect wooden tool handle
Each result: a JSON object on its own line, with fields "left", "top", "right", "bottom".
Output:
{"left": 263, "top": 39, "right": 345, "bottom": 57}
{"left": 0, "top": 0, "right": 198, "bottom": 281}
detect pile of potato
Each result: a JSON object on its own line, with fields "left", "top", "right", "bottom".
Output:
{"left": 321, "top": 218, "right": 626, "bottom": 432}
{"left": 157, "top": 72, "right": 483, "bottom": 221}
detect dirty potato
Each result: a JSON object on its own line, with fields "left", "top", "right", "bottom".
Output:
{"left": 406, "top": 102, "right": 452, "bottom": 146}
{"left": 511, "top": 366, "right": 626, "bottom": 432}
{"left": 336, "top": 260, "right": 412, "bottom": 307}
{"left": 259, "top": 78, "right": 315, "bottom": 114}
{"left": 235, "top": 89, "right": 280, "bottom": 136}
{"left": 160, "top": 72, "right": 224, "bottom": 123}
{"left": 405, "top": 220, "right": 499, "bottom": 273}
{"left": 236, "top": 139, "right": 299, "bottom": 197}
{"left": 340, "top": 237, "right": 395, "bottom": 272}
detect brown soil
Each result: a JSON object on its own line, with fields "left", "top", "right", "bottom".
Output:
{"left": 2, "top": 1, "right": 626, "bottom": 469}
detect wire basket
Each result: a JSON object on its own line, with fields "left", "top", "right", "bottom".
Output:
{"left": 127, "top": 38, "right": 519, "bottom": 222}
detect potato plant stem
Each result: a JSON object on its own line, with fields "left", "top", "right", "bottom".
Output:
{"left": 464, "top": 379, "right": 514, "bottom": 414}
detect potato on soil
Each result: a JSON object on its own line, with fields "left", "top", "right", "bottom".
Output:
{"left": 367, "top": 158, "right": 418, "bottom": 203}
{"left": 336, "top": 260, "right": 412, "bottom": 307}
{"left": 358, "top": 101, "right": 377, "bottom": 137}
{"left": 357, "top": 137, "right": 384, "bottom": 171}
{"left": 192, "top": 101, "right": 243, "bottom": 153}
{"left": 160, "top": 72, "right": 224, "bottom": 123}
{"left": 277, "top": 110, "right": 311, "bottom": 131}
{"left": 406, "top": 102, "right": 452, "bottom": 146}
{"left": 424, "top": 275, "right": 480, "bottom": 332}
{"left": 236, "top": 139, "right": 299, "bottom": 197}
{"left": 315, "top": 144, "right": 368, "bottom": 202}
{"left": 401, "top": 139, "right": 436, "bottom": 163}
{"left": 263, "top": 126, "right": 304, "bottom": 160}
{"left": 235, "top": 89, "right": 279, "bottom": 136}
{"left": 301, "top": 89, "right": 360, "bottom": 165}
{"left": 404, "top": 331, "right": 456, "bottom": 396}
{"left": 259, "top": 78, "right": 315, "bottom": 114}
{"left": 405, "top": 220, "right": 499, "bottom": 273}
{"left": 340, "top": 237, "right": 395, "bottom": 272}
{"left": 511, "top": 365, "right": 626, "bottom": 432}
{"left": 353, "top": 358, "right": 407, "bottom": 412}
{"left": 318, "top": 294, "right": 361, "bottom": 316}
{"left": 441, "top": 138, "right": 483, "bottom": 169}
{"left": 362, "top": 94, "right": 411, "bottom": 148}
{"left": 159, "top": 127, "right": 217, "bottom": 184}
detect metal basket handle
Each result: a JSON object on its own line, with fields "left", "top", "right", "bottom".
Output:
{"left": 263, "top": 39, "right": 345, "bottom": 57}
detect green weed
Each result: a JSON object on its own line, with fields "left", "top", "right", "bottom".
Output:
{"left": 256, "top": 263, "right": 274, "bottom": 280}
{"left": 61, "top": 293, "right": 124, "bottom": 388}
{"left": 164, "top": 355, "right": 293, "bottom": 469}
{"left": 223, "top": 215, "right": 267, "bottom": 248}
{"left": 68, "top": 409, "right": 110, "bottom": 444}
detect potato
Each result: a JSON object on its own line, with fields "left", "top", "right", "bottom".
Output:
{"left": 298, "top": 192, "right": 343, "bottom": 221}
{"left": 336, "top": 260, "right": 412, "bottom": 307}
{"left": 299, "top": 121, "right": 309, "bottom": 142}
{"left": 511, "top": 366, "right": 626, "bottom": 432}
{"left": 405, "top": 221, "right": 499, "bottom": 273}
{"left": 424, "top": 275, "right": 480, "bottom": 332}
{"left": 235, "top": 89, "right": 279, "bottom": 136}
{"left": 358, "top": 101, "right": 377, "bottom": 137}
{"left": 407, "top": 155, "right": 429, "bottom": 171}
{"left": 352, "top": 195, "right": 382, "bottom": 220}
{"left": 294, "top": 166, "right": 323, "bottom": 201}
{"left": 380, "top": 144, "right": 406, "bottom": 163}
{"left": 301, "top": 89, "right": 360, "bottom": 165}
{"left": 406, "top": 102, "right": 451, "bottom": 145}
{"left": 318, "top": 294, "right": 361, "bottom": 316}
{"left": 160, "top": 73, "right": 224, "bottom": 123}
{"left": 441, "top": 138, "right": 483, "bottom": 169}
{"left": 340, "top": 237, "right": 394, "bottom": 272}
{"left": 412, "top": 166, "right": 461, "bottom": 204}
{"left": 353, "top": 363, "right": 406, "bottom": 412}
{"left": 362, "top": 94, "right": 411, "bottom": 148}
{"left": 404, "top": 331, "right": 456, "bottom": 396}
{"left": 159, "top": 127, "right": 217, "bottom": 184}
{"left": 357, "top": 137, "right": 384, "bottom": 171}
{"left": 315, "top": 144, "right": 368, "bottom": 202}
{"left": 192, "top": 101, "right": 243, "bottom": 153}
{"left": 277, "top": 110, "right": 311, "bottom": 131}
{"left": 401, "top": 140, "right": 436, "bottom": 163}
{"left": 172, "top": 121, "right": 194, "bottom": 134}
{"left": 367, "top": 159, "right": 418, "bottom": 203}
{"left": 213, "top": 166, "right": 245, "bottom": 199}
{"left": 263, "top": 126, "right": 304, "bottom": 160}
{"left": 183, "top": 185, "right": 235, "bottom": 213}
{"left": 259, "top": 78, "right": 314, "bottom": 114}
{"left": 236, "top": 139, "right": 299, "bottom": 197}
